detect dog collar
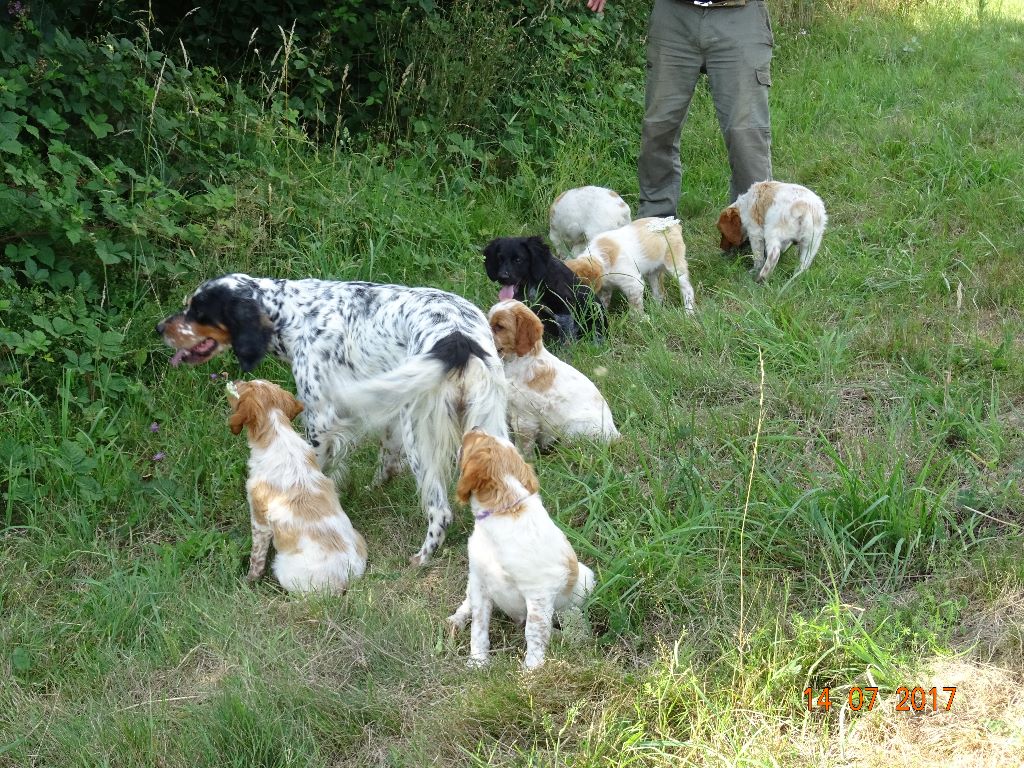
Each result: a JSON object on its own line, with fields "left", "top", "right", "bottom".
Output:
{"left": 475, "top": 493, "right": 536, "bottom": 520}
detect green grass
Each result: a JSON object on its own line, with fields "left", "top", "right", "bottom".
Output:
{"left": 4, "top": 1, "right": 1024, "bottom": 765}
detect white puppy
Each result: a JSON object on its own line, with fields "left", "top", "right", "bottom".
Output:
{"left": 573, "top": 217, "right": 695, "bottom": 315}
{"left": 488, "top": 300, "right": 619, "bottom": 454}
{"left": 717, "top": 180, "right": 828, "bottom": 283}
{"left": 227, "top": 379, "right": 367, "bottom": 594}
{"left": 447, "top": 429, "right": 595, "bottom": 670}
{"left": 548, "top": 185, "right": 632, "bottom": 257}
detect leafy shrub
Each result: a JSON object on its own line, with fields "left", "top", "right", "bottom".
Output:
{"left": 0, "top": 21, "right": 302, "bottom": 397}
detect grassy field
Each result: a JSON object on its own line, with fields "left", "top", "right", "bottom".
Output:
{"left": 3, "top": 1, "right": 1024, "bottom": 765}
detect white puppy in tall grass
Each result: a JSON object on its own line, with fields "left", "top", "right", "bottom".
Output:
{"left": 447, "top": 428, "right": 595, "bottom": 670}
{"left": 716, "top": 180, "right": 828, "bottom": 283}
{"left": 548, "top": 185, "right": 632, "bottom": 257}
{"left": 227, "top": 379, "right": 367, "bottom": 594}
{"left": 570, "top": 216, "right": 695, "bottom": 315}
{"left": 488, "top": 299, "right": 618, "bottom": 454}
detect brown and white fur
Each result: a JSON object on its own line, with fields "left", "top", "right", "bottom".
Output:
{"left": 574, "top": 217, "right": 695, "bottom": 315}
{"left": 716, "top": 180, "right": 828, "bottom": 283}
{"left": 548, "top": 185, "right": 632, "bottom": 258}
{"left": 228, "top": 379, "right": 367, "bottom": 594}
{"left": 488, "top": 300, "right": 619, "bottom": 454}
{"left": 447, "top": 429, "right": 595, "bottom": 670}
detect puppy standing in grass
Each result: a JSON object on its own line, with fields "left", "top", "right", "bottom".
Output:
{"left": 716, "top": 180, "right": 827, "bottom": 283}
{"left": 488, "top": 299, "right": 619, "bottom": 454}
{"left": 447, "top": 429, "right": 595, "bottom": 670}
{"left": 228, "top": 379, "right": 367, "bottom": 594}
{"left": 572, "top": 216, "right": 695, "bottom": 315}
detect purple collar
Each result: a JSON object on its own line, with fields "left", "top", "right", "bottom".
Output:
{"left": 475, "top": 493, "right": 536, "bottom": 521}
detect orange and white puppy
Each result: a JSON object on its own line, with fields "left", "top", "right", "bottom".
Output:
{"left": 488, "top": 300, "right": 618, "bottom": 453}
{"left": 227, "top": 379, "right": 367, "bottom": 594}
{"left": 716, "top": 180, "right": 827, "bottom": 283}
{"left": 548, "top": 185, "right": 632, "bottom": 258}
{"left": 447, "top": 429, "right": 595, "bottom": 670}
{"left": 575, "top": 217, "right": 695, "bottom": 315}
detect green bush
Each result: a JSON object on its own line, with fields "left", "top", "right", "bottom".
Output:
{"left": 0, "top": 21, "right": 303, "bottom": 398}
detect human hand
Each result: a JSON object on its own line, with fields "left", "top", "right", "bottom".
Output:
{"left": 586, "top": 0, "right": 607, "bottom": 12}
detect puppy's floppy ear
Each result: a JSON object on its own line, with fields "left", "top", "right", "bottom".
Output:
{"left": 525, "top": 235, "right": 554, "bottom": 283}
{"left": 228, "top": 392, "right": 257, "bottom": 435}
{"left": 285, "top": 394, "right": 304, "bottom": 422}
{"left": 223, "top": 295, "right": 272, "bottom": 372}
{"left": 268, "top": 385, "right": 305, "bottom": 422}
{"left": 456, "top": 444, "right": 492, "bottom": 504}
{"left": 482, "top": 239, "right": 501, "bottom": 281}
{"left": 717, "top": 207, "right": 743, "bottom": 250}
{"left": 500, "top": 440, "right": 540, "bottom": 495}
{"left": 515, "top": 454, "right": 540, "bottom": 495}
{"left": 513, "top": 303, "right": 543, "bottom": 355}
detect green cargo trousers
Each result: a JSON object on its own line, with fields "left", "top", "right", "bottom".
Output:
{"left": 637, "top": 0, "right": 774, "bottom": 217}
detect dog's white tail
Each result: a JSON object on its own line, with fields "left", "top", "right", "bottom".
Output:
{"left": 331, "top": 332, "right": 508, "bottom": 443}
{"left": 795, "top": 206, "right": 828, "bottom": 276}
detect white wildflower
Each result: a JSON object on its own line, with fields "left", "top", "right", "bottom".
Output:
{"left": 225, "top": 380, "right": 241, "bottom": 399}
{"left": 646, "top": 217, "right": 680, "bottom": 233}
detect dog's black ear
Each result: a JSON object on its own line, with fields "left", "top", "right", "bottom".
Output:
{"left": 482, "top": 239, "right": 500, "bottom": 281}
{"left": 224, "top": 295, "right": 272, "bottom": 372}
{"left": 525, "top": 236, "right": 553, "bottom": 283}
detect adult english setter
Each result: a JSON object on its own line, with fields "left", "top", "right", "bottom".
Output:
{"left": 156, "top": 274, "right": 509, "bottom": 564}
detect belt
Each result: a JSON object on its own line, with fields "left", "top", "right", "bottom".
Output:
{"left": 686, "top": 0, "right": 748, "bottom": 7}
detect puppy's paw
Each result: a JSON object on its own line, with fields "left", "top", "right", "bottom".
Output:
{"left": 467, "top": 655, "right": 491, "bottom": 669}
{"left": 446, "top": 614, "right": 468, "bottom": 636}
{"left": 408, "top": 551, "right": 428, "bottom": 567}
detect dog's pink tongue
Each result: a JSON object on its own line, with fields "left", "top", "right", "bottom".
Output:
{"left": 499, "top": 285, "right": 516, "bottom": 301}
{"left": 169, "top": 349, "right": 188, "bottom": 367}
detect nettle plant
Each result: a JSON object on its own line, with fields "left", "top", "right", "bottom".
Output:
{"left": 0, "top": 21, "right": 296, "bottom": 400}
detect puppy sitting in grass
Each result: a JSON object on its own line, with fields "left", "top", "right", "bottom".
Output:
{"left": 227, "top": 379, "right": 367, "bottom": 594}
{"left": 488, "top": 299, "right": 619, "bottom": 454}
{"left": 447, "top": 428, "right": 595, "bottom": 670}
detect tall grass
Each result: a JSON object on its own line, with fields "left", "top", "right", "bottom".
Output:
{"left": 3, "top": 1, "right": 1024, "bottom": 765}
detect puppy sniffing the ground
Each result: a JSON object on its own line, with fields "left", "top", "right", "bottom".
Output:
{"left": 548, "top": 185, "right": 632, "bottom": 258}
{"left": 488, "top": 299, "right": 619, "bottom": 454}
{"left": 227, "top": 379, "right": 367, "bottom": 594}
{"left": 576, "top": 216, "right": 695, "bottom": 315}
{"left": 716, "top": 180, "right": 827, "bottom": 282}
{"left": 447, "top": 429, "right": 595, "bottom": 670}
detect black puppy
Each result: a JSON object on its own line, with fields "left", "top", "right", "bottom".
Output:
{"left": 483, "top": 236, "right": 607, "bottom": 343}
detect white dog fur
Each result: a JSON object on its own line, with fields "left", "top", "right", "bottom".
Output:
{"left": 717, "top": 180, "right": 828, "bottom": 283}
{"left": 228, "top": 379, "right": 367, "bottom": 594}
{"left": 573, "top": 217, "right": 695, "bottom": 315}
{"left": 548, "top": 185, "right": 632, "bottom": 257}
{"left": 488, "top": 300, "right": 619, "bottom": 453}
{"left": 447, "top": 429, "right": 595, "bottom": 670}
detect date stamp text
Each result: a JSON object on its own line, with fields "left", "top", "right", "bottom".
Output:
{"left": 804, "top": 686, "right": 957, "bottom": 713}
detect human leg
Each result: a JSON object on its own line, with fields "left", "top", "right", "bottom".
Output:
{"left": 704, "top": 1, "right": 774, "bottom": 203}
{"left": 637, "top": 0, "right": 705, "bottom": 218}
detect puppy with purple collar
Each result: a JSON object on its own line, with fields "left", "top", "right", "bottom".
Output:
{"left": 447, "top": 429, "right": 595, "bottom": 670}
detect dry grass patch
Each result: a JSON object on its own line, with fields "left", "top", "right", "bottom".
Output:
{"left": 824, "top": 658, "right": 1024, "bottom": 766}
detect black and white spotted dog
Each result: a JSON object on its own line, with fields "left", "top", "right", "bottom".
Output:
{"left": 156, "top": 274, "right": 509, "bottom": 564}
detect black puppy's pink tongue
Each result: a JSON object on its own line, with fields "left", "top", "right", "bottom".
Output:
{"left": 499, "top": 285, "right": 515, "bottom": 301}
